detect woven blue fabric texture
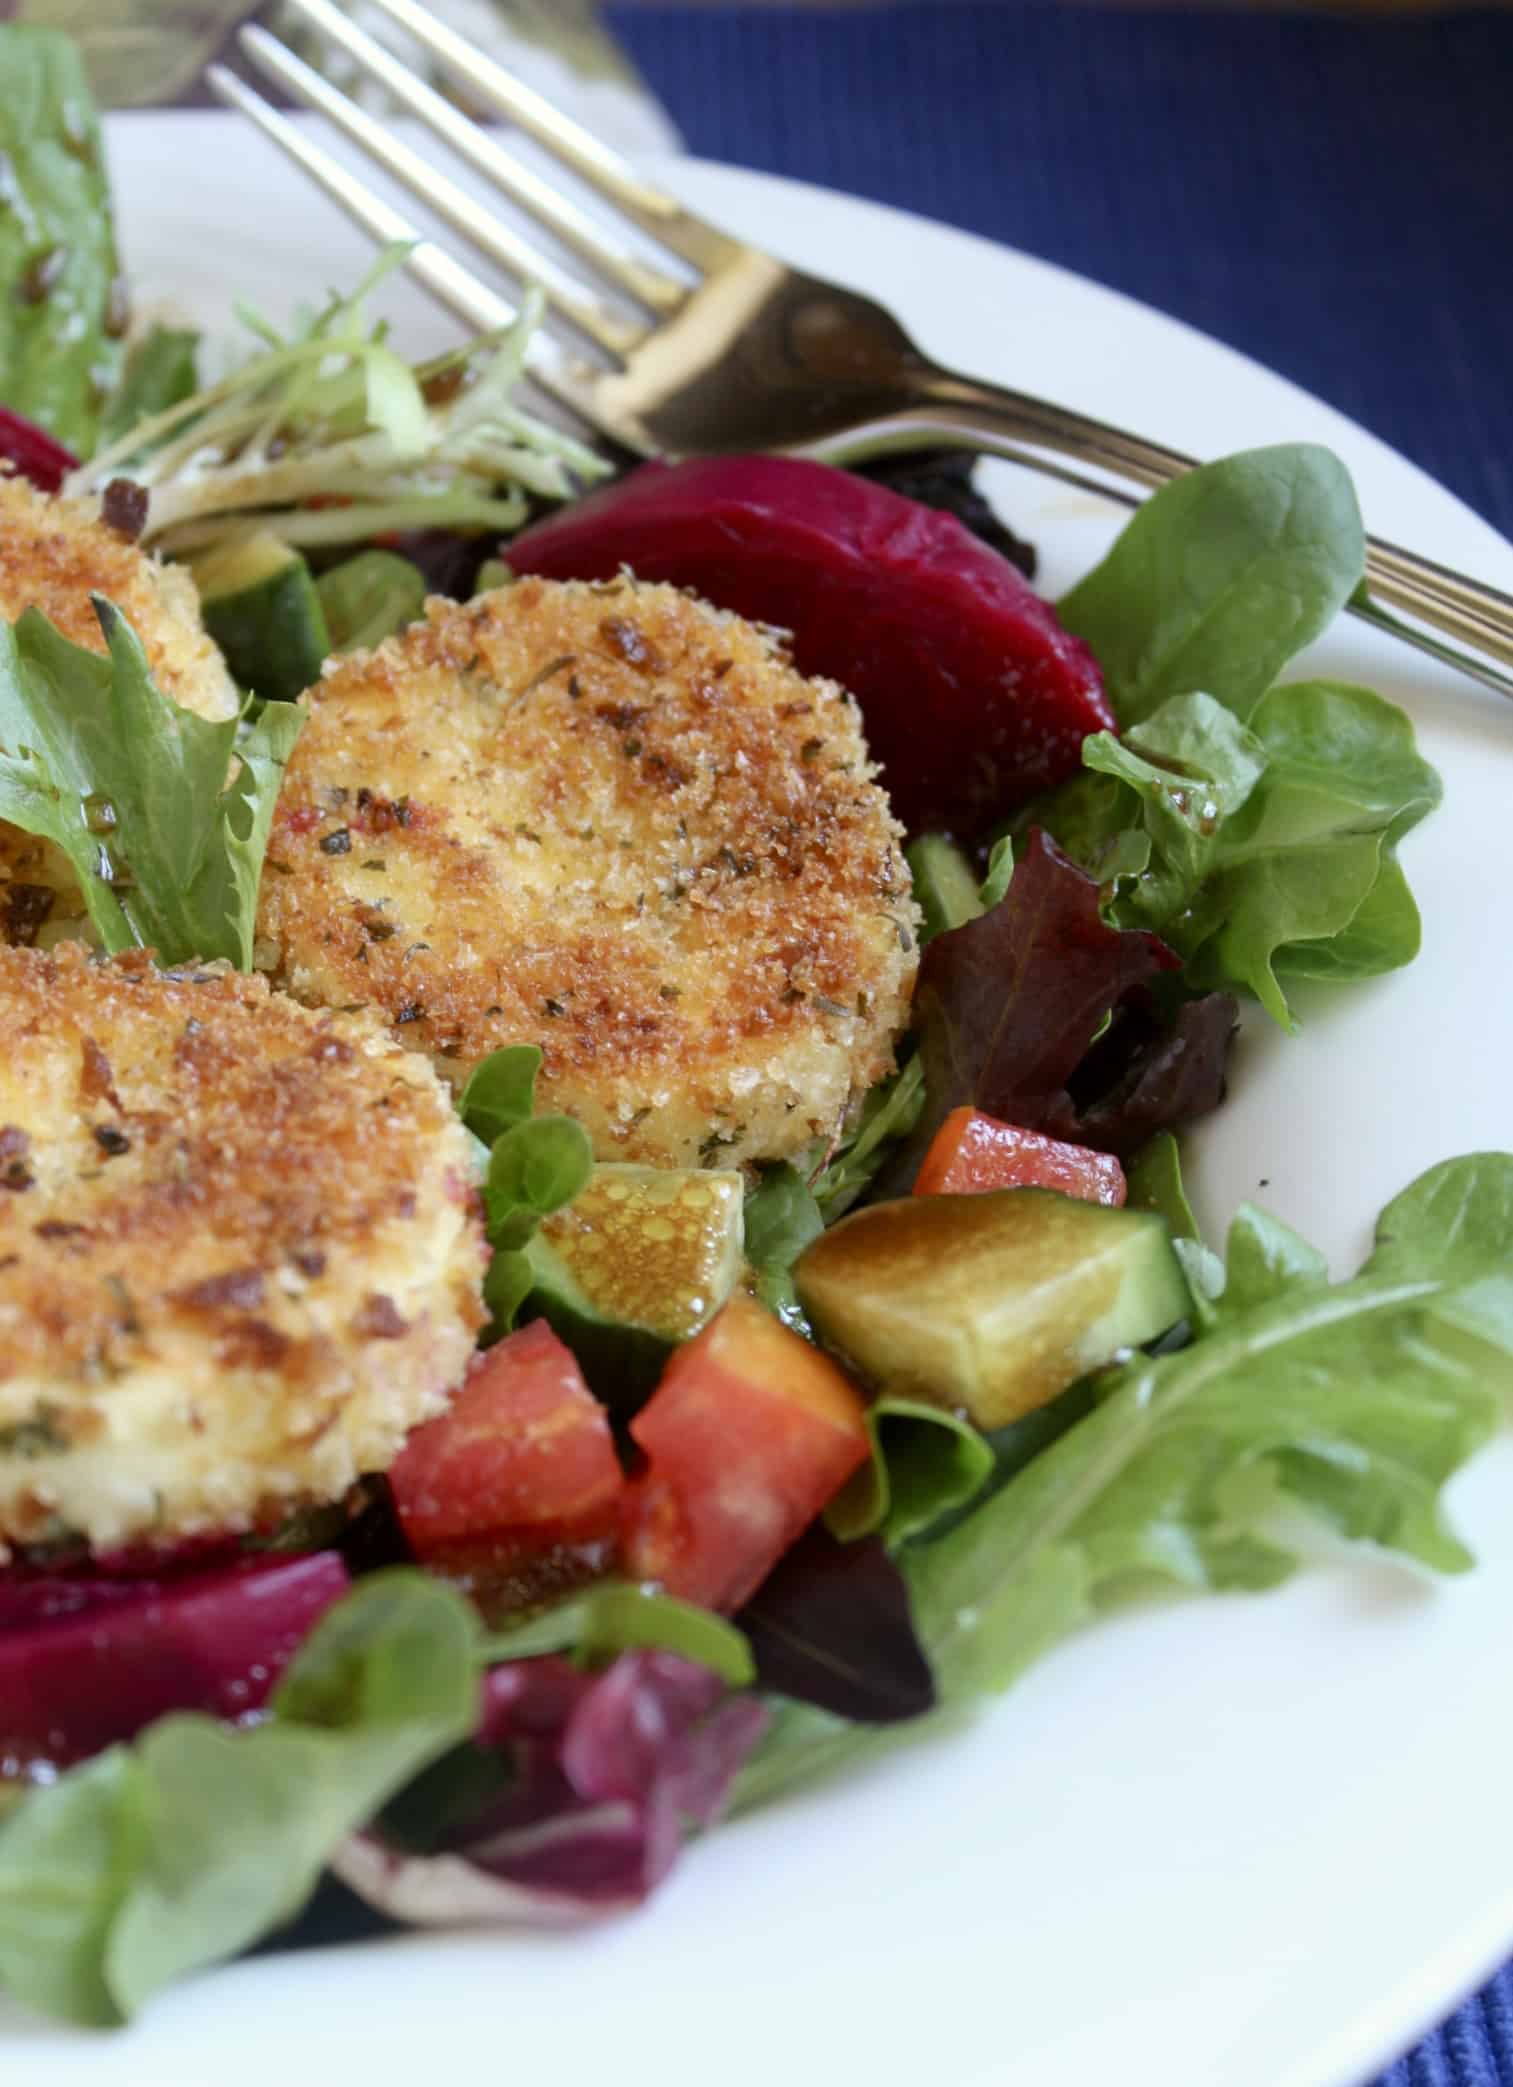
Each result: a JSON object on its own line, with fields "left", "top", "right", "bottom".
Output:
{"left": 612, "top": 2, "right": 1512, "bottom": 544}
{"left": 609, "top": 8, "right": 1513, "bottom": 2083}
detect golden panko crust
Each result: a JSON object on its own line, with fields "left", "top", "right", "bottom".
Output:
{"left": 258, "top": 575, "right": 919, "bottom": 1167}
{"left": 0, "top": 942, "right": 486, "bottom": 1557}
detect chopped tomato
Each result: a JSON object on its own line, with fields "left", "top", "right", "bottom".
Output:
{"left": 913, "top": 1105, "right": 1126, "bottom": 1205}
{"left": 390, "top": 1322, "right": 624, "bottom": 1600}
{"left": 621, "top": 1292, "right": 870, "bottom": 1614}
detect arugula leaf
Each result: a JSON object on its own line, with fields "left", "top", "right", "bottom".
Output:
{"left": 908, "top": 1152, "right": 1513, "bottom": 1699}
{"left": 99, "top": 326, "right": 200, "bottom": 449}
{"left": 0, "top": 601, "right": 303, "bottom": 967}
{"left": 744, "top": 1162, "right": 824, "bottom": 1333}
{"left": 0, "top": 1573, "right": 479, "bottom": 2025}
{"left": 1059, "top": 445, "right": 1365, "bottom": 726}
{"left": 479, "top": 1582, "right": 754, "bottom": 1687}
{"left": 1036, "top": 683, "right": 1440, "bottom": 1026}
{"left": 738, "top": 1153, "right": 1513, "bottom": 1804}
{"left": 0, "top": 28, "right": 122, "bottom": 454}
{"left": 826, "top": 1395, "right": 994, "bottom": 1546}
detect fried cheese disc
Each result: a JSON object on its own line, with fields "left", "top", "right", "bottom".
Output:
{"left": 258, "top": 576, "right": 919, "bottom": 1168}
{"left": 0, "top": 943, "right": 486, "bottom": 1559}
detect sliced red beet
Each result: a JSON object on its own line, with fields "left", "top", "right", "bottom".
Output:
{"left": 506, "top": 455, "right": 1112, "bottom": 838}
{"left": 0, "top": 1550, "right": 348, "bottom": 1771}
{"left": 0, "top": 407, "right": 77, "bottom": 494}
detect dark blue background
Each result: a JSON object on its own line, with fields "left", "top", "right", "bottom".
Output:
{"left": 609, "top": 7, "right": 1513, "bottom": 2081}
{"left": 612, "top": 3, "right": 1512, "bottom": 544}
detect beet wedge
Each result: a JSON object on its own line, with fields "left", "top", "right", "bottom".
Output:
{"left": 506, "top": 455, "right": 1111, "bottom": 838}
{"left": 0, "top": 1550, "right": 349, "bottom": 1771}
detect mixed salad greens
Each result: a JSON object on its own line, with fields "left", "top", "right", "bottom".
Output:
{"left": 2, "top": 23, "right": 1512, "bottom": 2028}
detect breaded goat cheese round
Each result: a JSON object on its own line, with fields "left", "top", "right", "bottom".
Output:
{"left": 0, "top": 474, "right": 239, "bottom": 950}
{"left": 0, "top": 942, "right": 486, "bottom": 1560}
{"left": 258, "top": 575, "right": 919, "bottom": 1168}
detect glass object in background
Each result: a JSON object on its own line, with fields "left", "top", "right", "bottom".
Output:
{"left": 6, "top": 0, "right": 682, "bottom": 155}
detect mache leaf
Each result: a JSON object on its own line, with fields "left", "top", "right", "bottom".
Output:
{"left": 462, "top": 1046, "right": 592, "bottom": 1338}
{"left": 460, "top": 1043, "right": 546, "bottom": 1148}
{"left": 1058, "top": 444, "right": 1365, "bottom": 726}
{"left": 0, "top": 600, "right": 303, "bottom": 967}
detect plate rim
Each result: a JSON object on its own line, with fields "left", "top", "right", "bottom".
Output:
{"left": 6, "top": 108, "right": 1512, "bottom": 2087}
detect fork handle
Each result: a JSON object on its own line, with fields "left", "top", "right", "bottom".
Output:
{"left": 824, "top": 369, "right": 1513, "bottom": 700}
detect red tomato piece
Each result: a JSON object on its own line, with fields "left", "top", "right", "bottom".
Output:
{"left": 914, "top": 1105, "right": 1127, "bottom": 1205}
{"left": 390, "top": 1322, "right": 624, "bottom": 1584}
{"left": 621, "top": 1293, "right": 870, "bottom": 1615}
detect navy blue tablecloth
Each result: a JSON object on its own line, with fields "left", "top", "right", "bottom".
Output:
{"left": 608, "top": 8, "right": 1513, "bottom": 2083}
{"left": 612, "top": 3, "right": 1512, "bottom": 546}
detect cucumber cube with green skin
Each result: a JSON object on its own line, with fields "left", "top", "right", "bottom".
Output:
{"left": 191, "top": 532, "right": 330, "bottom": 703}
{"left": 527, "top": 1165, "right": 745, "bottom": 1409}
{"left": 795, "top": 1188, "right": 1187, "bottom": 1429}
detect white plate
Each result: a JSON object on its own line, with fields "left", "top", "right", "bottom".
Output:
{"left": 6, "top": 112, "right": 1513, "bottom": 2087}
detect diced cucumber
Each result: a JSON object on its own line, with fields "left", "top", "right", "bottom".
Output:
{"left": 192, "top": 532, "right": 329, "bottom": 702}
{"left": 527, "top": 1164, "right": 745, "bottom": 1408}
{"left": 317, "top": 549, "right": 427, "bottom": 654}
{"left": 795, "top": 1188, "right": 1187, "bottom": 1428}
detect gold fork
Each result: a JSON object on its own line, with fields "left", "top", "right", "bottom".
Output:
{"left": 208, "top": 0, "right": 1513, "bottom": 699}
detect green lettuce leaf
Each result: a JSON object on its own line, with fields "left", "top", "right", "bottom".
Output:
{"left": 826, "top": 1394, "right": 994, "bottom": 1547}
{"left": 479, "top": 1581, "right": 754, "bottom": 1687}
{"left": 1058, "top": 444, "right": 1365, "bottom": 726}
{"left": 0, "top": 27, "right": 122, "bottom": 453}
{"left": 1034, "top": 682, "right": 1440, "bottom": 1026}
{"left": 0, "top": 600, "right": 303, "bottom": 967}
{"left": 461, "top": 1045, "right": 592, "bottom": 1332}
{"left": 458, "top": 1041, "right": 544, "bottom": 1146}
{"left": 743, "top": 1161, "right": 824, "bottom": 1334}
{"left": 0, "top": 1573, "right": 479, "bottom": 2026}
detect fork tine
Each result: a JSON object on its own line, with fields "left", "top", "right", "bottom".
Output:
{"left": 279, "top": 0, "right": 687, "bottom": 318}
{"left": 236, "top": 25, "right": 640, "bottom": 360}
{"left": 204, "top": 64, "right": 613, "bottom": 445}
{"left": 358, "top": 0, "right": 741, "bottom": 272}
